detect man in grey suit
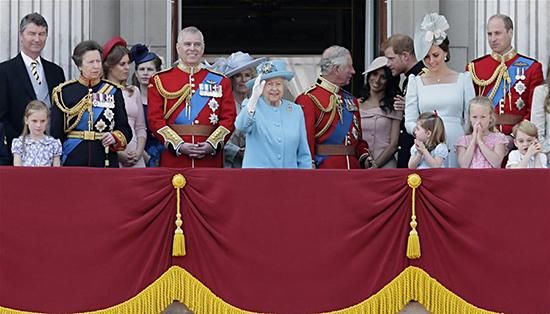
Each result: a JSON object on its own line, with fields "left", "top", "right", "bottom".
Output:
{"left": 0, "top": 12, "right": 66, "bottom": 164}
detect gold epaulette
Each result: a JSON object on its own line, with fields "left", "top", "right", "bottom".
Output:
{"left": 101, "top": 78, "right": 124, "bottom": 90}
{"left": 419, "top": 67, "right": 429, "bottom": 76}
{"left": 152, "top": 75, "right": 192, "bottom": 119}
{"left": 51, "top": 79, "right": 92, "bottom": 133}
{"left": 52, "top": 79, "right": 77, "bottom": 99}
{"left": 206, "top": 126, "right": 230, "bottom": 149}
{"left": 51, "top": 79, "right": 78, "bottom": 112}
{"left": 303, "top": 88, "right": 340, "bottom": 139}
{"left": 155, "top": 66, "right": 175, "bottom": 76}
{"left": 468, "top": 61, "right": 509, "bottom": 100}
{"left": 303, "top": 84, "right": 317, "bottom": 95}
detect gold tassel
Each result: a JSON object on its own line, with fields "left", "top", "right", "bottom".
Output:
{"left": 407, "top": 174, "right": 422, "bottom": 259}
{"left": 172, "top": 174, "right": 187, "bottom": 257}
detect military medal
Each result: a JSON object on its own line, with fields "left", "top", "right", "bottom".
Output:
{"left": 515, "top": 97, "right": 525, "bottom": 110}
{"left": 514, "top": 80, "right": 526, "bottom": 95}
{"left": 95, "top": 119, "right": 107, "bottom": 132}
{"left": 103, "top": 108, "right": 114, "bottom": 121}
{"left": 213, "top": 84, "right": 222, "bottom": 98}
{"left": 209, "top": 113, "right": 219, "bottom": 125}
{"left": 345, "top": 98, "right": 358, "bottom": 111}
{"left": 208, "top": 98, "right": 219, "bottom": 112}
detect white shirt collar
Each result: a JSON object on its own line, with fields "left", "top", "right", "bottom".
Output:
{"left": 20, "top": 51, "right": 42, "bottom": 68}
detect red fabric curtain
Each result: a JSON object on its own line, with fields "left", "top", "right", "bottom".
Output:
{"left": 0, "top": 167, "right": 549, "bottom": 313}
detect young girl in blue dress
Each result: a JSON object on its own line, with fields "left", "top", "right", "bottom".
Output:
{"left": 12, "top": 100, "right": 62, "bottom": 166}
{"left": 408, "top": 112, "right": 448, "bottom": 169}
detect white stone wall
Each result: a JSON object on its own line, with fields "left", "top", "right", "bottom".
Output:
{"left": 0, "top": 0, "right": 91, "bottom": 79}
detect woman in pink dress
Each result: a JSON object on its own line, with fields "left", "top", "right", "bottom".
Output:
{"left": 102, "top": 36, "right": 147, "bottom": 168}
{"left": 358, "top": 56, "right": 402, "bottom": 168}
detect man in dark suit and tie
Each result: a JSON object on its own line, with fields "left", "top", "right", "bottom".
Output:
{"left": 0, "top": 12, "right": 65, "bottom": 165}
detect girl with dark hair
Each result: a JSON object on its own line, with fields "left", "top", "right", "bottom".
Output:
{"left": 130, "top": 44, "right": 164, "bottom": 167}
{"left": 103, "top": 36, "right": 147, "bottom": 168}
{"left": 358, "top": 56, "right": 402, "bottom": 168}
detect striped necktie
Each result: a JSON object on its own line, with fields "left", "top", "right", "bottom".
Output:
{"left": 30, "top": 60, "right": 41, "bottom": 85}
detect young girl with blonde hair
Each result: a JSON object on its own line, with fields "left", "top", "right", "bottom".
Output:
{"left": 456, "top": 96, "right": 508, "bottom": 168}
{"left": 408, "top": 112, "right": 448, "bottom": 169}
{"left": 12, "top": 100, "right": 62, "bottom": 166}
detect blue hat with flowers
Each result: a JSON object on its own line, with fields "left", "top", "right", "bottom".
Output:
{"left": 246, "top": 60, "right": 295, "bottom": 89}
{"left": 130, "top": 44, "right": 157, "bottom": 67}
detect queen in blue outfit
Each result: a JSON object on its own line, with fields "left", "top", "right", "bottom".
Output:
{"left": 235, "top": 60, "right": 312, "bottom": 169}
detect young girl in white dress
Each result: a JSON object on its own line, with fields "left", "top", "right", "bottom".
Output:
{"left": 405, "top": 13, "right": 475, "bottom": 168}
{"left": 12, "top": 100, "right": 62, "bottom": 166}
{"left": 408, "top": 112, "right": 448, "bottom": 169}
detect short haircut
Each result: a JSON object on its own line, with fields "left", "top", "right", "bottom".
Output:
{"left": 512, "top": 120, "right": 538, "bottom": 138}
{"left": 19, "top": 12, "right": 48, "bottom": 33}
{"left": 72, "top": 40, "right": 103, "bottom": 67}
{"left": 177, "top": 26, "right": 204, "bottom": 44}
{"left": 319, "top": 45, "right": 351, "bottom": 76}
{"left": 488, "top": 14, "right": 514, "bottom": 31}
{"left": 380, "top": 34, "right": 414, "bottom": 56}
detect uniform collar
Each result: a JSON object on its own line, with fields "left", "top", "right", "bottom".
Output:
{"left": 316, "top": 76, "right": 340, "bottom": 94}
{"left": 490, "top": 47, "right": 517, "bottom": 63}
{"left": 177, "top": 62, "right": 203, "bottom": 74}
{"left": 78, "top": 76, "right": 101, "bottom": 87}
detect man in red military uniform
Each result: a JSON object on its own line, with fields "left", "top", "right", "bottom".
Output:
{"left": 467, "top": 14, "right": 543, "bottom": 135}
{"left": 148, "top": 26, "right": 236, "bottom": 167}
{"left": 295, "top": 45, "right": 371, "bottom": 169}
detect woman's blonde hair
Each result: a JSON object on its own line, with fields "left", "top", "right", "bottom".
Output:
{"left": 465, "top": 96, "right": 497, "bottom": 134}
{"left": 417, "top": 112, "right": 446, "bottom": 151}
{"left": 512, "top": 120, "right": 538, "bottom": 138}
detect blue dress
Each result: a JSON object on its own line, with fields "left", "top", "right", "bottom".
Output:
{"left": 235, "top": 97, "right": 312, "bottom": 169}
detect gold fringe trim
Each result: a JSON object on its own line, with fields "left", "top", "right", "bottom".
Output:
{"left": 0, "top": 266, "right": 500, "bottom": 314}
{"left": 328, "top": 266, "right": 499, "bottom": 314}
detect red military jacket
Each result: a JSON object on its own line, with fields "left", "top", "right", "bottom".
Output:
{"left": 148, "top": 63, "right": 236, "bottom": 167}
{"left": 295, "top": 77, "right": 370, "bottom": 169}
{"left": 467, "top": 50, "right": 543, "bottom": 134}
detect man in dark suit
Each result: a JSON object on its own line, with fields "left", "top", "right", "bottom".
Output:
{"left": 0, "top": 12, "right": 65, "bottom": 165}
{"left": 382, "top": 34, "right": 425, "bottom": 168}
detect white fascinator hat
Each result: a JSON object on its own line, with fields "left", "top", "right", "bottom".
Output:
{"left": 414, "top": 13, "right": 450, "bottom": 61}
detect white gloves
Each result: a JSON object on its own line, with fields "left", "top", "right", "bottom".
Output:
{"left": 247, "top": 74, "right": 266, "bottom": 114}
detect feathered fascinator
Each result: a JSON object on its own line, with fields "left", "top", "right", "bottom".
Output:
{"left": 414, "top": 13, "right": 450, "bottom": 61}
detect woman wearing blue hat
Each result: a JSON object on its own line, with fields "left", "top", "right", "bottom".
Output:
{"left": 212, "top": 51, "right": 265, "bottom": 168}
{"left": 235, "top": 60, "right": 312, "bottom": 168}
{"left": 130, "top": 44, "right": 164, "bottom": 167}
